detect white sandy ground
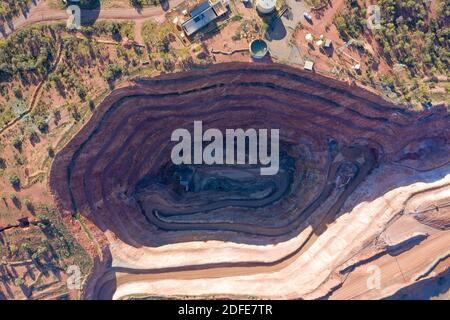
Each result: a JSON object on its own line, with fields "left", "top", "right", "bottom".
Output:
{"left": 103, "top": 163, "right": 450, "bottom": 300}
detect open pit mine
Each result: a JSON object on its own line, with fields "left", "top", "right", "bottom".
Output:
{"left": 49, "top": 62, "right": 450, "bottom": 300}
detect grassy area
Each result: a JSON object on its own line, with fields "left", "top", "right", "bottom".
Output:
{"left": 80, "top": 20, "right": 135, "bottom": 40}
{"left": 51, "top": 0, "right": 161, "bottom": 10}
{"left": 43, "top": 207, "right": 92, "bottom": 274}
{"left": 335, "top": 0, "right": 449, "bottom": 77}
{"left": 142, "top": 20, "right": 173, "bottom": 59}
{"left": 128, "top": 0, "right": 161, "bottom": 8}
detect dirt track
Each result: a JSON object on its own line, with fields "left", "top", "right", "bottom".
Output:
{"left": 48, "top": 62, "right": 450, "bottom": 299}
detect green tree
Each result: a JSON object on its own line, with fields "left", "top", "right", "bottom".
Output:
{"left": 9, "top": 174, "right": 20, "bottom": 188}
{"left": 14, "top": 277, "right": 24, "bottom": 287}
{"left": 37, "top": 119, "right": 49, "bottom": 133}
{"left": 12, "top": 86, "right": 22, "bottom": 98}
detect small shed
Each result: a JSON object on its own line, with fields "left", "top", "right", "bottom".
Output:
{"left": 304, "top": 60, "right": 314, "bottom": 71}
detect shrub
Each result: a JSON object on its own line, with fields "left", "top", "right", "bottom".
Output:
{"left": 37, "top": 119, "right": 49, "bottom": 133}
{"left": 0, "top": 28, "right": 56, "bottom": 82}
{"left": 77, "top": 0, "right": 101, "bottom": 9}
{"left": 68, "top": 105, "right": 81, "bottom": 122}
{"left": 47, "top": 145, "right": 55, "bottom": 157}
{"left": 9, "top": 174, "right": 20, "bottom": 187}
{"left": 14, "top": 277, "right": 24, "bottom": 287}
{"left": 23, "top": 198, "right": 33, "bottom": 210}
{"left": 75, "top": 84, "right": 87, "bottom": 100}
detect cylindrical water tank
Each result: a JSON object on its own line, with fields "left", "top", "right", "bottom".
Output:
{"left": 256, "top": 0, "right": 276, "bottom": 14}
{"left": 249, "top": 39, "right": 269, "bottom": 59}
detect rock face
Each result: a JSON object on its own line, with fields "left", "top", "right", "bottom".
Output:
{"left": 49, "top": 62, "right": 450, "bottom": 300}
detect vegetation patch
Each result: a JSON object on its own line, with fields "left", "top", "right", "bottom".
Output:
{"left": 0, "top": 0, "right": 33, "bottom": 20}
{"left": 333, "top": 0, "right": 449, "bottom": 106}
